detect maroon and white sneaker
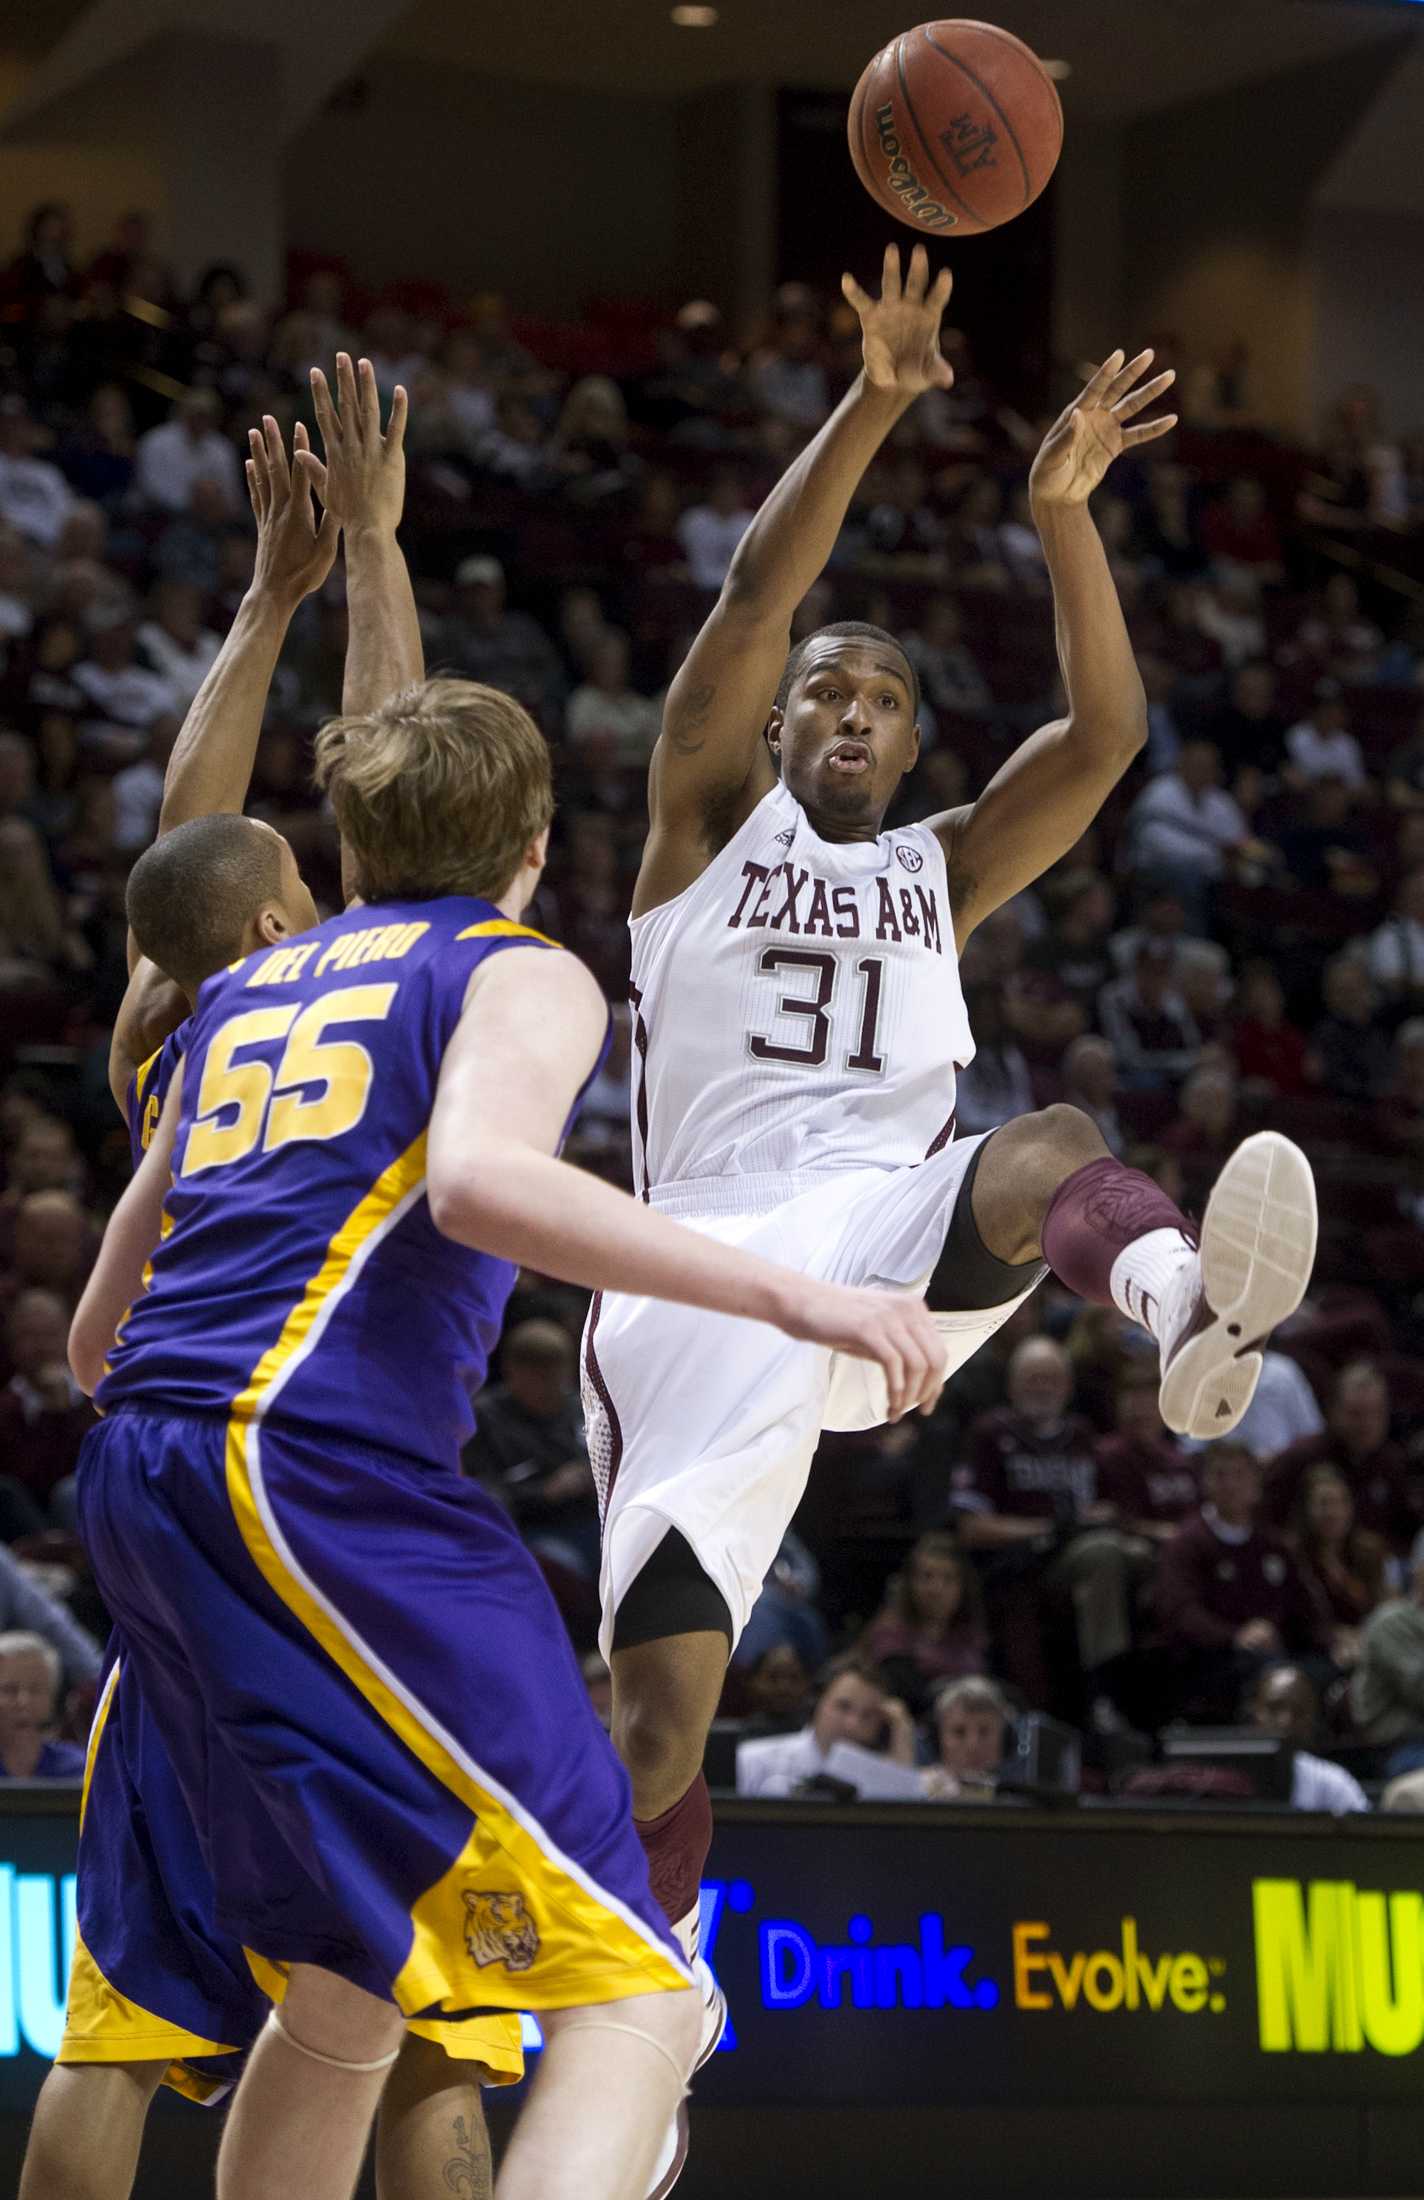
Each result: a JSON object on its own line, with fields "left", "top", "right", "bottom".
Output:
{"left": 1158, "top": 1132, "right": 1317, "bottom": 1441}
{"left": 643, "top": 1957, "right": 728, "bottom": 2199}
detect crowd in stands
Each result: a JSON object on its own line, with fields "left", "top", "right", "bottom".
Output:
{"left": 1, "top": 199, "right": 1423, "bottom": 1806}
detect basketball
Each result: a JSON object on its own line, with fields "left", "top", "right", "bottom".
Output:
{"left": 848, "top": 18, "right": 1064, "bottom": 237}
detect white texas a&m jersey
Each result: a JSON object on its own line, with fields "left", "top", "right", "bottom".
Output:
{"left": 628, "top": 780, "right": 974, "bottom": 1191}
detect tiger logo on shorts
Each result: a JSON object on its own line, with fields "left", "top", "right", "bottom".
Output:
{"left": 463, "top": 1889, "right": 541, "bottom": 1972}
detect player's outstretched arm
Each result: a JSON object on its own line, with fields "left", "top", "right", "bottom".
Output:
{"left": 70, "top": 1067, "right": 184, "bottom": 1394}
{"left": 110, "top": 420, "right": 339, "bottom": 1107}
{"left": 638, "top": 244, "right": 953, "bottom": 916}
{"left": 928, "top": 350, "right": 1176, "bottom": 950}
{"left": 302, "top": 356, "right": 419, "bottom": 717}
{"left": 427, "top": 950, "right": 945, "bottom": 1420}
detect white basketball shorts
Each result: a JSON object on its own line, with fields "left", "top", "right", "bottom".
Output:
{"left": 581, "top": 1133, "right": 1041, "bottom": 1659}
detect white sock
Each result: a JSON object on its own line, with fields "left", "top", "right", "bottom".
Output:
{"left": 671, "top": 1904, "right": 700, "bottom": 1967}
{"left": 1109, "top": 1227, "right": 1197, "bottom": 1344}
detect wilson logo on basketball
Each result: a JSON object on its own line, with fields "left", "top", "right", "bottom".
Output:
{"left": 895, "top": 844, "right": 924, "bottom": 873}
{"left": 873, "top": 103, "right": 958, "bottom": 230}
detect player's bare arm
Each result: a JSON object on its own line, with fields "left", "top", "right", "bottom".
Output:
{"left": 426, "top": 949, "right": 945, "bottom": 1420}
{"left": 636, "top": 243, "right": 953, "bottom": 917}
{"left": 71, "top": 1065, "right": 184, "bottom": 1394}
{"left": 928, "top": 349, "right": 1177, "bottom": 949}
{"left": 301, "top": 354, "right": 419, "bottom": 905}
{"left": 109, "top": 419, "right": 339, "bottom": 1107}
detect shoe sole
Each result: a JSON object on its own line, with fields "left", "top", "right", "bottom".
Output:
{"left": 1158, "top": 1131, "right": 1317, "bottom": 1441}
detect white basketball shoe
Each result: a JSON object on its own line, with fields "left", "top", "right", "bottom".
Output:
{"left": 644, "top": 1955, "right": 728, "bottom": 2200}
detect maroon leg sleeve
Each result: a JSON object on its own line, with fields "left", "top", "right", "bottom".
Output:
{"left": 634, "top": 1773, "right": 713, "bottom": 1928}
{"left": 1040, "top": 1157, "right": 1195, "bottom": 1308}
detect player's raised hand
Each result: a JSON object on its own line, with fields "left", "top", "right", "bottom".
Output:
{"left": 300, "top": 353, "right": 408, "bottom": 537}
{"left": 842, "top": 243, "right": 954, "bottom": 399}
{"left": 782, "top": 1282, "right": 946, "bottom": 1421}
{"left": 246, "top": 414, "right": 339, "bottom": 608}
{"left": 1029, "top": 348, "right": 1177, "bottom": 509}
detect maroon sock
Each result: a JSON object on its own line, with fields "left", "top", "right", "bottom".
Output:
{"left": 635, "top": 1774, "right": 713, "bottom": 1929}
{"left": 1040, "top": 1157, "right": 1196, "bottom": 1307}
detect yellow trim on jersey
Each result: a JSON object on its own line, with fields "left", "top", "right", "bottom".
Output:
{"left": 220, "top": 1140, "right": 687, "bottom": 2017}
{"left": 59, "top": 1930, "right": 240, "bottom": 2072}
{"left": 78, "top": 1658, "right": 120, "bottom": 1829}
{"left": 454, "top": 919, "right": 561, "bottom": 948}
{"left": 131, "top": 1045, "right": 163, "bottom": 1109}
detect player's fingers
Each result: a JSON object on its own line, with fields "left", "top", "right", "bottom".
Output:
{"left": 386, "top": 382, "right": 409, "bottom": 452}
{"left": 292, "top": 419, "right": 310, "bottom": 452}
{"left": 358, "top": 355, "right": 381, "bottom": 439}
{"left": 881, "top": 241, "right": 902, "bottom": 304}
{"left": 1082, "top": 348, "right": 1124, "bottom": 403}
{"left": 1106, "top": 347, "right": 1155, "bottom": 404}
{"left": 927, "top": 266, "right": 953, "bottom": 314}
{"left": 841, "top": 271, "right": 874, "bottom": 317}
{"left": 904, "top": 241, "right": 929, "bottom": 303}
{"left": 314, "top": 505, "right": 340, "bottom": 559}
{"left": 931, "top": 350, "right": 955, "bottom": 391}
{"left": 244, "top": 457, "right": 260, "bottom": 519}
{"left": 336, "top": 352, "right": 362, "bottom": 440}
{"left": 247, "top": 429, "right": 270, "bottom": 517}
{"left": 1123, "top": 413, "right": 1178, "bottom": 449}
{"left": 880, "top": 1337, "right": 908, "bottom": 1421}
{"left": 263, "top": 414, "right": 290, "bottom": 497}
{"left": 1114, "top": 368, "right": 1175, "bottom": 422}
{"left": 294, "top": 448, "right": 328, "bottom": 496}
{"left": 310, "top": 367, "right": 340, "bottom": 451}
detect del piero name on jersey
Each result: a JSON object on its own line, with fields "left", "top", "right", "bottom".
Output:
{"left": 726, "top": 857, "right": 945, "bottom": 955}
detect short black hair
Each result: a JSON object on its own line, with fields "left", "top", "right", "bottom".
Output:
{"left": 774, "top": 621, "right": 920, "bottom": 717}
{"left": 126, "top": 814, "right": 284, "bottom": 989}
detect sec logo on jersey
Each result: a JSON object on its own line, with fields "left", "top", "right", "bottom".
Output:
{"left": 895, "top": 844, "right": 924, "bottom": 873}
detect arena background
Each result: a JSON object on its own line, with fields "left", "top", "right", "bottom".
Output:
{"left": 3, "top": 0, "right": 1424, "bottom": 2192}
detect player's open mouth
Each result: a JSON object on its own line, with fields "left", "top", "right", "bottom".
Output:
{"left": 827, "top": 741, "right": 872, "bottom": 774}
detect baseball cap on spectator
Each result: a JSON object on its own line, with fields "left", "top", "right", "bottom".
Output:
{"left": 455, "top": 555, "right": 504, "bottom": 589}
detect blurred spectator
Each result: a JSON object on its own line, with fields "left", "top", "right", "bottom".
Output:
{"left": 1094, "top": 1366, "right": 1200, "bottom": 1543}
{"left": 677, "top": 468, "right": 754, "bottom": 592}
{"left": 439, "top": 557, "right": 566, "bottom": 727}
{"left": 1200, "top": 478, "right": 1283, "bottom": 579}
{"left": 921, "top": 1675, "right": 1012, "bottom": 1801}
{"left": 1126, "top": 740, "right": 1256, "bottom": 905}
{"left": 1248, "top": 1665, "right": 1368, "bottom": 1813}
{"left": 0, "top": 399, "right": 76, "bottom": 550}
{"left": 1306, "top": 954, "right": 1394, "bottom": 1100}
{"left": 462, "top": 1320, "right": 597, "bottom": 1579}
{"left": 903, "top": 596, "right": 992, "bottom": 720}
{"left": 1366, "top": 866, "right": 1424, "bottom": 1008}
{"left": 1058, "top": 1035, "right": 1125, "bottom": 1156}
{"left": 1290, "top": 1462, "right": 1387, "bottom": 1663}
{"left": 1205, "top": 660, "right": 1289, "bottom": 789}
{"left": 0, "top": 1552, "right": 100, "bottom": 1686}
{"left": 110, "top": 715, "right": 180, "bottom": 855}
{"left": 954, "top": 983, "right": 1035, "bottom": 1135}
{"left": 477, "top": 392, "right": 551, "bottom": 489}
{"left": 735, "top": 1653, "right": 915, "bottom": 1797}
{"left": 1266, "top": 1361, "right": 1416, "bottom": 1555}
{"left": 747, "top": 292, "right": 828, "bottom": 435}
{"left": 1385, "top": 711, "right": 1424, "bottom": 813}
{"left": 4, "top": 1192, "right": 92, "bottom": 1304}
{"left": 1377, "top": 1018, "right": 1424, "bottom": 1226}
{"left": 73, "top": 613, "right": 178, "bottom": 753}
{"left": 1162, "top": 1064, "right": 1240, "bottom": 1207}
{"left": 1351, "top": 1559, "right": 1424, "bottom": 1771}
{"left": 137, "top": 580, "right": 221, "bottom": 714}
{"left": 860, "top": 1532, "right": 988, "bottom": 1710}
{"left": 1229, "top": 1348, "right": 1326, "bottom": 1461}
{"left": 1155, "top": 1442, "right": 1330, "bottom": 1716}
{"left": 1232, "top": 962, "right": 1308, "bottom": 1096}
{"left": 734, "top": 1528, "right": 831, "bottom": 1677}
{"left": 1098, "top": 941, "right": 1201, "bottom": 1091}
{"left": 9, "top": 203, "right": 75, "bottom": 312}
{"left": 566, "top": 631, "right": 659, "bottom": 766}
{"left": 134, "top": 389, "right": 241, "bottom": 515}
{"left": 1029, "top": 870, "right": 1116, "bottom": 1020}
{"left": 551, "top": 378, "right": 642, "bottom": 507}
{"left": 1276, "top": 773, "right": 1377, "bottom": 901}
{"left": 1285, "top": 682, "right": 1366, "bottom": 793}
{"left": 739, "top": 1643, "right": 812, "bottom": 1737}
{"left": 56, "top": 385, "right": 137, "bottom": 512}
{"left": 0, "top": 1634, "right": 85, "bottom": 1780}
{"left": 0, "top": 1288, "right": 93, "bottom": 1532}
{"left": 1291, "top": 574, "right": 1383, "bottom": 683}
{"left": 1193, "top": 569, "right": 1265, "bottom": 669}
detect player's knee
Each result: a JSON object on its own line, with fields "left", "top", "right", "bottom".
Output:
{"left": 614, "top": 1690, "right": 702, "bottom": 1803}
{"left": 1015, "top": 1103, "right": 1106, "bottom": 1188}
{"left": 280, "top": 1964, "right": 405, "bottom": 2066}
